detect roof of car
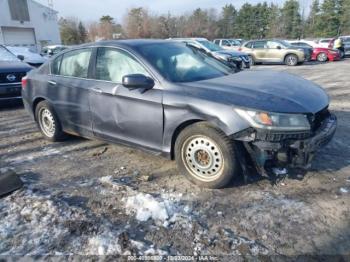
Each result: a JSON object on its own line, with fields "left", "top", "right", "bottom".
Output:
{"left": 83, "top": 39, "right": 178, "bottom": 48}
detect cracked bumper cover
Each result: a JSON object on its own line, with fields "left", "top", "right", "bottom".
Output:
{"left": 238, "top": 114, "right": 337, "bottom": 170}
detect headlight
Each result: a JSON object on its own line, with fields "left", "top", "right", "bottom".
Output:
{"left": 235, "top": 108, "right": 310, "bottom": 131}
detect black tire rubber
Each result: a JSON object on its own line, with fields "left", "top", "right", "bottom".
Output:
{"left": 248, "top": 55, "right": 255, "bottom": 66}
{"left": 35, "top": 100, "right": 66, "bottom": 142}
{"left": 284, "top": 54, "right": 298, "bottom": 66}
{"left": 317, "top": 52, "right": 328, "bottom": 62}
{"left": 175, "top": 122, "right": 239, "bottom": 189}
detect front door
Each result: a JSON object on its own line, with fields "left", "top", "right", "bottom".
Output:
{"left": 89, "top": 47, "right": 163, "bottom": 152}
{"left": 252, "top": 41, "right": 267, "bottom": 62}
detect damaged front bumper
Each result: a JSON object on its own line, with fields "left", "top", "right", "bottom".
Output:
{"left": 235, "top": 114, "right": 337, "bottom": 175}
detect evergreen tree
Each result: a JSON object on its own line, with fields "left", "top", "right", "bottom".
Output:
{"left": 281, "top": 0, "right": 302, "bottom": 39}
{"left": 78, "top": 22, "right": 87, "bottom": 44}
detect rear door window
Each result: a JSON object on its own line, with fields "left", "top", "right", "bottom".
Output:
{"left": 253, "top": 41, "right": 267, "bottom": 49}
{"left": 60, "top": 49, "right": 92, "bottom": 78}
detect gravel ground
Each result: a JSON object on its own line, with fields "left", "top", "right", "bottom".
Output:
{"left": 0, "top": 59, "right": 349, "bottom": 258}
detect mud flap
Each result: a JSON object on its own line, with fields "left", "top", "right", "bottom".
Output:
{"left": 0, "top": 169, "right": 23, "bottom": 198}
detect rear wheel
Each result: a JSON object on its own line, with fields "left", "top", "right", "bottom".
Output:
{"left": 317, "top": 52, "right": 328, "bottom": 62}
{"left": 248, "top": 55, "right": 255, "bottom": 66}
{"left": 175, "top": 122, "right": 239, "bottom": 188}
{"left": 285, "top": 54, "right": 298, "bottom": 66}
{"left": 35, "top": 101, "right": 66, "bottom": 142}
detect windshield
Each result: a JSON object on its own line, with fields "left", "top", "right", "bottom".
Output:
{"left": 136, "top": 42, "right": 230, "bottom": 83}
{"left": 197, "top": 40, "right": 223, "bottom": 52}
{"left": 0, "top": 46, "right": 20, "bottom": 62}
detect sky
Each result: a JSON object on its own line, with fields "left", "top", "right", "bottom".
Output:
{"left": 36, "top": 0, "right": 311, "bottom": 23}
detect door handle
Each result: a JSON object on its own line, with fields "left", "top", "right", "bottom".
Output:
{"left": 92, "top": 88, "right": 102, "bottom": 94}
{"left": 48, "top": 80, "right": 56, "bottom": 86}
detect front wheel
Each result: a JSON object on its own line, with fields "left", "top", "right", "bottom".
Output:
{"left": 285, "top": 54, "right": 298, "bottom": 66}
{"left": 175, "top": 122, "right": 239, "bottom": 188}
{"left": 317, "top": 52, "right": 328, "bottom": 62}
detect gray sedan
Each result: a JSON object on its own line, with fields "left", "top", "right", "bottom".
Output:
{"left": 22, "top": 40, "right": 337, "bottom": 188}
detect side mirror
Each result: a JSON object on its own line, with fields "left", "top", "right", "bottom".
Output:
{"left": 276, "top": 46, "right": 282, "bottom": 50}
{"left": 122, "top": 74, "right": 154, "bottom": 90}
{"left": 17, "top": 55, "right": 25, "bottom": 61}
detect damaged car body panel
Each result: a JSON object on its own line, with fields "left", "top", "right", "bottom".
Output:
{"left": 22, "top": 40, "right": 337, "bottom": 187}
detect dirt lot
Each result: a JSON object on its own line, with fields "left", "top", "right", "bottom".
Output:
{"left": 0, "top": 60, "right": 350, "bottom": 258}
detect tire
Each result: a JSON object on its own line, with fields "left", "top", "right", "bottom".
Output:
{"left": 35, "top": 100, "right": 66, "bottom": 142}
{"left": 175, "top": 122, "right": 239, "bottom": 189}
{"left": 317, "top": 52, "right": 328, "bottom": 62}
{"left": 248, "top": 55, "right": 255, "bottom": 66}
{"left": 284, "top": 54, "right": 298, "bottom": 66}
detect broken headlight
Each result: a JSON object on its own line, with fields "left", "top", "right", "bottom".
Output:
{"left": 235, "top": 108, "right": 310, "bottom": 131}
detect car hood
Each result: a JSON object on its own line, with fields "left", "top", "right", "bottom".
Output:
{"left": 0, "top": 61, "right": 32, "bottom": 73}
{"left": 181, "top": 70, "right": 329, "bottom": 114}
{"left": 213, "top": 50, "right": 248, "bottom": 56}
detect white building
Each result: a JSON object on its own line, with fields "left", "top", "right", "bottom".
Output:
{"left": 0, "top": 0, "right": 61, "bottom": 50}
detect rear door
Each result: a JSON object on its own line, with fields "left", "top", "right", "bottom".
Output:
{"left": 89, "top": 47, "right": 163, "bottom": 151}
{"left": 252, "top": 41, "right": 267, "bottom": 62}
{"left": 49, "top": 48, "right": 95, "bottom": 136}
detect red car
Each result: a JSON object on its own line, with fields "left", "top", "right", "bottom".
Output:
{"left": 311, "top": 47, "right": 341, "bottom": 62}
{"left": 290, "top": 41, "right": 341, "bottom": 62}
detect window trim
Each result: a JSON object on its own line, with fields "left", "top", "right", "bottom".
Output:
{"left": 57, "top": 47, "right": 93, "bottom": 79}
{"left": 49, "top": 46, "right": 160, "bottom": 86}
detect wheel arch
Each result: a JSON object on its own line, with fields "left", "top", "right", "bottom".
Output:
{"left": 170, "top": 119, "right": 203, "bottom": 160}
{"left": 32, "top": 97, "right": 47, "bottom": 120}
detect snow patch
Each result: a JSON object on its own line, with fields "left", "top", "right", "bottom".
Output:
{"left": 125, "top": 193, "right": 172, "bottom": 222}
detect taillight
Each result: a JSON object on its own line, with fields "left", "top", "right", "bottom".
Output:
{"left": 22, "top": 76, "right": 28, "bottom": 89}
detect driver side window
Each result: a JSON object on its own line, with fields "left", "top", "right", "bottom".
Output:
{"left": 266, "top": 41, "right": 282, "bottom": 49}
{"left": 95, "top": 47, "right": 150, "bottom": 83}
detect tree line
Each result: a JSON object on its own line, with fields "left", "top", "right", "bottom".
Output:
{"left": 59, "top": 0, "right": 350, "bottom": 45}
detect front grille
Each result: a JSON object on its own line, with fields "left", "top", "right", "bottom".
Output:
{"left": 256, "top": 131, "right": 311, "bottom": 142}
{"left": 0, "top": 72, "right": 27, "bottom": 84}
{"left": 310, "top": 107, "right": 330, "bottom": 132}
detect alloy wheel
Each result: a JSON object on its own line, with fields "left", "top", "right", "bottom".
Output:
{"left": 286, "top": 55, "right": 297, "bottom": 66}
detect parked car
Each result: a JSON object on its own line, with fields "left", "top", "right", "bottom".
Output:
{"left": 186, "top": 42, "right": 240, "bottom": 72}
{"left": 213, "top": 39, "right": 242, "bottom": 50}
{"left": 22, "top": 40, "right": 337, "bottom": 188}
{"left": 41, "top": 45, "right": 68, "bottom": 58}
{"left": 6, "top": 46, "right": 46, "bottom": 67}
{"left": 340, "top": 36, "right": 350, "bottom": 56}
{"left": 0, "top": 45, "right": 32, "bottom": 101}
{"left": 171, "top": 38, "right": 250, "bottom": 70}
{"left": 288, "top": 41, "right": 341, "bottom": 62}
{"left": 240, "top": 39, "right": 306, "bottom": 66}
{"left": 316, "top": 38, "right": 335, "bottom": 49}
